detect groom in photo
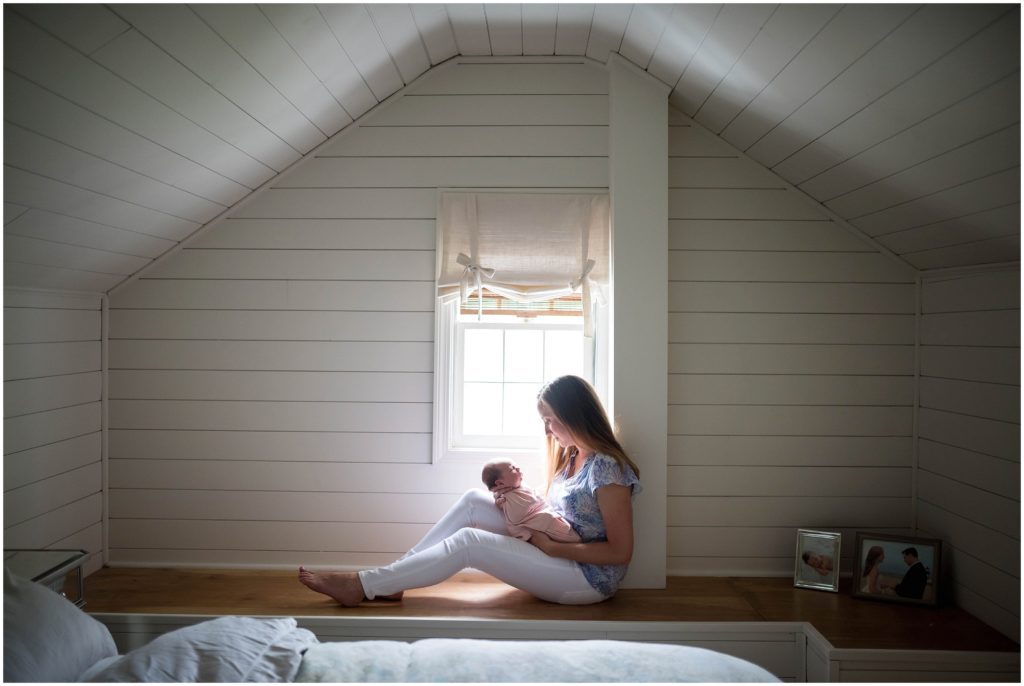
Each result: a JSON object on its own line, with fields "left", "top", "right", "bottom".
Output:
{"left": 892, "top": 547, "right": 928, "bottom": 599}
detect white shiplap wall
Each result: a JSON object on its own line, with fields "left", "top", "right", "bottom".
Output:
{"left": 917, "top": 268, "right": 1020, "bottom": 642}
{"left": 105, "top": 59, "right": 610, "bottom": 567}
{"left": 4, "top": 289, "right": 105, "bottom": 575}
{"left": 667, "top": 110, "right": 918, "bottom": 575}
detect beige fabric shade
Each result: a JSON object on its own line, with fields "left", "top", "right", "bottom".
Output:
{"left": 436, "top": 191, "right": 610, "bottom": 334}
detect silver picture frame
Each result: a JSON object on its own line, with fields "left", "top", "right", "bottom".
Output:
{"left": 794, "top": 529, "right": 841, "bottom": 593}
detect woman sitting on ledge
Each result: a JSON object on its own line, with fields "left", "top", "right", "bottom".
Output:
{"left": 299, "top": 375, "right": 642, "bottom": 606}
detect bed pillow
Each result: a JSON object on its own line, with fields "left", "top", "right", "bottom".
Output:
{"left": 3, "top": 568, "right": 118, "bottom": 682}
{"left": 80, "top": 616, "right": 318, "bottom": 682}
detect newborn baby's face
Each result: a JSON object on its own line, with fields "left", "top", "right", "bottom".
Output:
{"left": 496, "top": 462, "right": 523, "bottom": 489}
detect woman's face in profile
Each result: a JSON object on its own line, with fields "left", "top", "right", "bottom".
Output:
{"left": 537, "top": 400, "right": 573, "bottom": 448}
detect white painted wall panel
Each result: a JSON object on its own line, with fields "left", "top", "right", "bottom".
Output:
{"left": 918, "top": 440, "right": 1019, "bottom": 500}
{"left": 903, "top": 235, "right": 1022, "bottom": 271}
{"left": 445, "top": 4, "right": 491, "bottom": 56}
{"left": 5, "top": 235, "right": 150, "bottom": 277}
{"left": 850, "top": 167, "right": 1021, "bottom": 237}
{"left": 877, "top": 203, "right": 1021, "bottom": 258}
{"left": 3, "top": 73, "right": 250, "bottom": 206}
{"left": 483, "top": 4, "right": 522, "bottom": 56}
{"left": 4, "top": 433, "right": 102, "bottom": 491}
{"left": 144, "top": 249, "right": 433, "bottom": 281}
{"left": 411, "top": 62, "right": 609, "bottom": 96}
{"left": 279, "top": 157, "right": 608, "bottom": 189}
{"left": 3, "top": 289, "right": 103, "bottom": 570}
{"left": 110, "top": 459, "right": 480, "bottom": 494}
{"left": 260, "top": 4, "right": 377, "bottom": 122}
{"left": 4, "top": 167, "right": 199, "bottom": 241}
{"left": 109, "top": 340, "right": 433, "bottom": 372}
{"left": 720, "top": 4, "right": 918, "bottom": 151}
{"left": 671, "top": 436, "right": 912, "bottom": 468}
{"left": 322, "top": 126, "right": 608, "bottom": 157}
{"left": 110, "top": 310, "right": 433, "bottom": 341}
{"left": 825, "top": 125, "right": 1020, "bottom": 219}
{"left": 110, "top": 280, "right": 435, "bottom": 311}
{"left": 14, "top": 3, "right": 129, "bottom": 54}
{"left": 669, "top": 218, "right": 872, "bottom": 252}
{"left": 410, "top": 4, "right": 459, "bottom": 65}
{"left": 109, "top": 490, "right": 455, "bottom": 524}
{"left": 5, "top": 11, "right": 268, "bottom": 189}
{"left": 109, "top": 430, "right": 431, "bottom": 464}
{"left": 521, "top": 4, "right": 557, "bottom": 55}
{"left": 5, "top": 341, "right": 100, "bottom": 381}
{"left": 190, "top": 219, "right": 435, "bottom": 250}
{"left": 92, "top": 28, "right": 297, "bottom": 174}
{"left": 794, "top": 72, "right": 1020, "bottom": 201}
{"left": 670, "top": 374, "right": 913, "bottom": 406}
{"left": 192, "top": 4, "right": 352, "bottom": 136}
{"left": 4, "top": 463, "right": 102, "bottom": 527}
{"left": 554, "top": 4, "right": 594, "bottom": 56}
{"left": 747, "top": 4, "right": 1007, "bottom": 168}
{"left": 4, "top": 494, "right": 103, "bottom": 550}
{"left": 4, "top": 123, "right": 226, "bottom": 223}
{"left": 4, "top": 372, "right": 102, "bottom": 417}
{"left": 618, "top": 3, "right": 671, "bottom": 70}
{"left": 111, "top": 3, "right": 325, "bottom": 154}
{"left": 672, "top": 4, "right": 775, "bottom": 116}
{"left": 109, "top": 370, "right": 431, "bottom": 403}
{"left": 2, "top": 264, "right": 125, "bottom": 295}
{"left": 6, "top": 209, "right": 176, "bottom": 260}
{"left": 107, "top": 59, "right": 609, "bottom": 567}
{"left": 670, "top": 313, "right": 914, "bottom": 344}
{"left": 363, "top": 94, "right": 609, "bottom": 126}
{"left": 693, "top": 4, "right": 840, "bottom": 134}
{"left": 585, "top": 3, "right": 630, "bottom": 63}
{"left": 667, "top": 111, "right": 915, "bottom": 577}
{"left": 916, "top": 267, "right": 1020, "bottom": 641}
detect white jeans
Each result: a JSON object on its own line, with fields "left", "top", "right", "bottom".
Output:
{"left": 358, "top": 489, "right": 607, "bottom": 605}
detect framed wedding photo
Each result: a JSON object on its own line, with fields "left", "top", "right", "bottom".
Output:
{"left": 851, "top": 532, "right": 942, "bottom": 606}
{"left": 794, "top": 529, "right": 841, "bottom": 592}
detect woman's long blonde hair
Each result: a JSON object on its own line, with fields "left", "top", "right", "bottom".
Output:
{"left": 538, "top": 375, "right": 640, "bottom": 491}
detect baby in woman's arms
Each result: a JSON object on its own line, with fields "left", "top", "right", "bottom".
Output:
{"left": 481, "top": 460, "right": 581, "bottom": 543}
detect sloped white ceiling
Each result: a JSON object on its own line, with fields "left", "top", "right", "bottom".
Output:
{"left": 3, "top": 3, "right": 1020, "bottom": 294}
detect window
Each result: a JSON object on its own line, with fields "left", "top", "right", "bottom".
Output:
{"left": 455, "top": 293, "right": 584, "bottom": 450}
{"left": 432, "top": 191, "right": 609, "bottom": 464}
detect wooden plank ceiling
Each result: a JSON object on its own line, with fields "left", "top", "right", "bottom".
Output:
{"left": 3, "top": 4, "right": 1020, "bottom": 294}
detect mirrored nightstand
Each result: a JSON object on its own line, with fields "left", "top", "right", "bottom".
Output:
{"left": 4, "top": 549, "right": 88, "bottom": 607}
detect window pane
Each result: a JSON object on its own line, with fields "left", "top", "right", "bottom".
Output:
{"left": 503, "top": 382, "right": 543, "bottom": 436}
{"left": 463, "top": 328, "right": 503, "bottom": 382}
{"left": 544, "top": 329, "right": 583, "bottom": 381}
{"left": 463, "top": 382, "right": 502, "bottom": 435}
{"left": 504, "top": 329, "right": 543, "bottom": 382}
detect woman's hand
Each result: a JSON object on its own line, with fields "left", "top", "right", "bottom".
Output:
{"left": 527, "top": 530, "right": 554, "bottom": 555}
{"left": 525, "top": 484, "right": 634, "bottom": 566}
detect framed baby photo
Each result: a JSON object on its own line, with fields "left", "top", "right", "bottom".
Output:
{"left": 794, "top": 529, "right": 841, "bottom": 593}
{"left": 851, "top": 532, "right": 942, "bottom": 606}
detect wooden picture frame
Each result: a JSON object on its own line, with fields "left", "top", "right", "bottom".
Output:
{"left": 794, "top": 529, "right": 841, "bottom": 593}
{"left": 851, "top": 532, "right": 942, "bottom": 606}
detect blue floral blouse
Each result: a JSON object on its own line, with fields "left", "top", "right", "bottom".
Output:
{"left": 547, "top": 452, "right": 642, "bottom": 597}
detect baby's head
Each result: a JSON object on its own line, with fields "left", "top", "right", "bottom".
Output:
{"left": 481, "top": 460, "right": 523, "bottom": 491}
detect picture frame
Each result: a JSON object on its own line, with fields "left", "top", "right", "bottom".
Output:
{"left": 794, "top": 529, "right": 841, "bottom": 592}
{"left": 851, "top": 532, "right": 942, "bottom": 606}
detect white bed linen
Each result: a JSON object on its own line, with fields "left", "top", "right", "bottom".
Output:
{"left": 80, "top": 616, "right": 317, "bottom": 682}
{"left": 296, "top": 638, "right": 780, "bottom": 682}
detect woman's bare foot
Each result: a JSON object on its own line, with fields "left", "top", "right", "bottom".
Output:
{"left": 297, "top": 567, "right": 365, "bottom": 607}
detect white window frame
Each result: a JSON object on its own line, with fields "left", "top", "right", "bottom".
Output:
{"left": 433, "top": 297, "right": 607, "bottom": 464}
{"left": 453, "top": 317, "right": 584, "bottom": 450}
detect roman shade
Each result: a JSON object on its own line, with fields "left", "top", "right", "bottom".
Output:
{"left": 436, "top": 191, "right": 610, "bottom": 335}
